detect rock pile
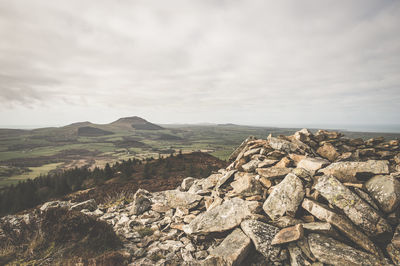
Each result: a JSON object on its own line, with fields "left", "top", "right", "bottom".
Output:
{"left": 2, "top": 129, "right": 400, "bottom": 265}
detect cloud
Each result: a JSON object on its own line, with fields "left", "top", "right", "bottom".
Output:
{"left": 0, "top": 0, "right": 399, "bottom": 127}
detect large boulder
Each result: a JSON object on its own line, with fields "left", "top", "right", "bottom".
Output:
{"left": 308, "top": 234, "right": 388, "bottom": 266}
{"left": 183, "top": 198, "right": 259, "bottom": 235}
{"left": 319, "top": 160, "right": 390, "bottom": 182}
{"left": 315, "top": 175, "right": 392, "bottom": 237}
{"left": 208, "top": 228, "right": 251, "bottom": 266}
{"left": 263, "top": 173, "right": 304, "bottom": 220}
{"left": 240, "top": 219, "right": 281, "bottom": 262}
{"left": 365, "top": 175, "right": 400, "bottom": 213}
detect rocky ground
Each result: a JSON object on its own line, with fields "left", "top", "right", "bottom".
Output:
{"left": 1, "top": 129, "right": 400, "bottom": 265}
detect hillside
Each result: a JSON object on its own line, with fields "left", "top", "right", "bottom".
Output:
{"left": 1, "top": 129, "right": 400, "bottom": 265}
{"left": 0, "top": 118, "right": 399, "bottom": 188}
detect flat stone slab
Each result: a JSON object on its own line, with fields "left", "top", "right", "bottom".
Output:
{"left": 308, "top": 233, "right": 389, "bottom": 266}
{"left": 271, "top": 224, "right": 304, "bottom": 245}
{"left": 256, "top": 167, "right": 292, "bottom": 179}
{"left": 240, "top": 219, "right": 281, "bottom": 262}
{"left": 302, "top": 198, "right": 380, "bottom": 256}
{"left": 297, "top": 157, "right": 330, "bottom": 172}
{"left": 183, "top": 198, "right": 259, "bottom": 235}
{"left": 314, "top": 175, "right": 392, "bottom": 237}
{"left": 319, "top": 160, "right": 389, "bottom": 182}
{"left": 263, "top": 173, "right": 304, "bottom": 220}
{"left": 209, "top": 228, "right": 251, "bottom": 266}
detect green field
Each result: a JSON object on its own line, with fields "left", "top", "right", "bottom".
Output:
{"left": 1, "top": 117, "right": 399, "bottom": 187}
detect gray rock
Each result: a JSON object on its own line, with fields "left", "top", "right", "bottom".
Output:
{"left": 308, "top": 233, "right": 389, "bottom": 266}
{"left": 183, "top": 198, "right": 259, "bottom": 235}
{"left": 215, "top": 170, "right": 237, "bottom": 190}
{"left": 315, "top": 175, "right": 392, "bottom": 237}
{"left": 209, "top": 228, "right": 251, "bottom": 266}
{"left": 288, "top": 243, "right": 311, "bottom": 266}
{"left": 70, "top": 199, "right": 97, "bottom": 212}
{"left": 241, "top": 159, "right": 260, "bottom": 172}
{"left": 256, "top": 167, "right": 293, "bottom": 180}
{"left": 301, "top": 199, "right": 380, "bottom": 256}
{"left": 319, "top": 160, "right": 389, "bottom": 182}
{"left": 297, "top": 157, "right": 330, "bottom": 172}
{"left": 201, "top": 173, "right": 222, "bottom": 190}
{"left": 228, "top": 136, "right": 256, "bottom": 161}
{"left": 257, "top": 159, "right": 279, "bottom": 168}
{"left": 153, "top": 190, "right": 203, "bottom": 210}
{"left": 130, "top": 189, "right": 152, "bottom": 215}
{"left": 240, "top": 219, "right": 281, "bottom": 262}
{"left": 271, "top": 224, "right": 304, "bottom": 245}
{"left": 365, "top": 174, "right": 400, "bottom": 213}
{"left": 181, "top": 177, "right": 197, "bottom": 191}
{"left": 393, "top": 225, "right": 400, "bottom": 249}
{"left": 387, "top": 243, "right": 400, "bottom": 265}
{"left": 316, "top": 143, "right": 339, "bottom": 161}
{"left": 40, "top": 201, "right": 70, "bottom": 212}
{"left": 268, "top": 135, "right": 302, "bottom": 153}
{"left": 263, "top": 173, "right": 304, "bottom": 220}
{"left": 230, "top": 172, "right": 264, "bottom": 197}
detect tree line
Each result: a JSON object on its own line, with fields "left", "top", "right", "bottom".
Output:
{"left": 0, "top": 153, "right": 215, "bottom": 216}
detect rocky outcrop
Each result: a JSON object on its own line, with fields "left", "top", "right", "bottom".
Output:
{"left": 2, "top": 129, "right": 400, "bottom": 265}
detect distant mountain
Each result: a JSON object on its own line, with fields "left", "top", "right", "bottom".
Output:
{"left": 110, "top": 116, "right": 164, "bottom": 130}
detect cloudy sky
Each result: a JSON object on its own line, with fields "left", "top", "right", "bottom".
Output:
{"left": 0, "top": 0, "right": 399, "bottom": 131}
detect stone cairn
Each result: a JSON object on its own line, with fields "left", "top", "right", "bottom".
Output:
{"left": 3, "top": 129, "right": 400, "bottom": 265}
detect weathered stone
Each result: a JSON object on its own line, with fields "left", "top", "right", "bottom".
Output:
{"left": 354, "top": 187, "right": 380, "bottom": 211}
{"left": 181, "top": 177, "right": 197, "bottom": 191}
{"left": 259, "top": 177, "right": 273, "bottom": 188}
{"left": 202, "top": 173, "right": 222, "bottom": 190}
{"left": 392, "top": 225, "right": 400, "bottom": 249}
{"left": 301, "top": 199, "right": 381, "bottom": 256}
{"left": 130, "top": 189, "right": 152, "bottom": 215}
{"left": 275, "top": 157, "right": 292, "bottom": 168}
{"left": 257, "top": 159, "right": 278, "bottom": 168}
{"left": 70, "top": 199, "right": 97, "bottom": 212}
{"left": 256, "top": 167, "right": 293, "bottom": 180}
{"left": 365, "top": 174, "right": 400, "bottom": 213}
{"left": 268, "top": 135, "right": 301, "bottom": 153}
{"left": 230, "top": 172, "right": 263, "bottom": 197}
{"left": 387, "top": 243, "right": 400, "bottom": 265}
{"left": 215, "top": 170, "right": 236, "bottom": 190}
{"left": 319, "top": 160, "right": 389, "bottom": 182}
{"left": 244, "top": 147, "right": 262, "bottom": 158}
{"left": 209, "top": 228, "right": 251, "bottom": 266}
{"left": 308, "top": 234, "right": 388, "bottom": 266}
{"left": 156, "top": 190, "right": 203, "bottom": 210}
{"left": 297, "top": 157, "right": 330, "bottom": 172}
{"left": 240, "top": 219, "right": 281, "bottom": 262}
{"left": 315, "top": 129, "right": 342, "bottom": 140}
{"left": 272, "top": 216, "right": 302, "bottom": 228}
{"left": 241, "top": 159, "right": 260, "bottom": 172}
{"left": 263, "top": 173, "right": 304, "bottom": 220}
{"left": 288, "top": 243, "right": 311, "bottom": 266}
{"left": 316, "top": 143, "right": 340, "bottom": 161}
{"left": 229, "top": 136, "right": 256, "bottom": 161}
{"left": 271, "top": 224, "right": 304, "bottom": 245}
{"left": 315, "top": 175, "right": 392, "bottom": 237}
{"left": 183, "top": 198, "right": 259, "bottom": 235}
{"left": 40, "top": 201, "right": 70, "bottom": 212}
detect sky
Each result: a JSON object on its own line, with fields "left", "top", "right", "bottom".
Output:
{"left": 0, "top": 0, "right": 399, "bottom": 131}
